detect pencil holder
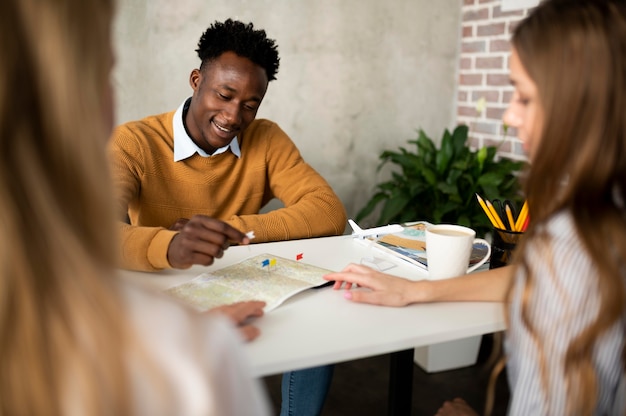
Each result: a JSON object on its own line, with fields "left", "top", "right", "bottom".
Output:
{"left": 489, "top": 228, "right": 524, "bottom": 269}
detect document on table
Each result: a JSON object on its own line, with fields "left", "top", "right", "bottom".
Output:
{"left": 165, "top": 253, "right": 332, "bottom": 312}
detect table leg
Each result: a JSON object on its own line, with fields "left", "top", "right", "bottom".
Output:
{"left": 388, "top": 348, "right": 414, "bottom": 416}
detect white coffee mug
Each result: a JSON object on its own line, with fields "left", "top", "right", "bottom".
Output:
{"left": 425, "top": 224, "right": 491, "bottom": 280}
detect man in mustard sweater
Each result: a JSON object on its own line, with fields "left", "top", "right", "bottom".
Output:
{"left": 109, "top": 19, "right": 346, "bottom": 416}
{"left": 110, "top": 23, "right": 346, "bottom": 273}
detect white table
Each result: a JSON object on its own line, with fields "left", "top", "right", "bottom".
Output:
{"left": 121, "top": 235, "right": 505, "bottom": 415}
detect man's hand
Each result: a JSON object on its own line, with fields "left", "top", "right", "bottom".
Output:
{"left": 210, "top": 301, "right": 266, "bottom": 342}
{"left": 167, "top": 215, "right": 249, "bottom": 269}
{"left": 169, "top": 218, "right": 190, "bottom": 231}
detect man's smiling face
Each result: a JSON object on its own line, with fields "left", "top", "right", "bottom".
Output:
{"left": 185, "top": 51, "right": 268, "bottom": 154}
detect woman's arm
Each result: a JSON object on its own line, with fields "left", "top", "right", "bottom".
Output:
{"left": 324, "top": 264, "right": 513, "bottom": 306}
{"left": 421, "top": 266, "right": 513, "bottom": 303}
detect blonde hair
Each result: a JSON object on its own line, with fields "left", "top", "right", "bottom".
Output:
{"left": 0, "top": 0, "right": 137, "bottom": 414}
{"left": 498, "top": 0, "right": 626, "bottom": 414}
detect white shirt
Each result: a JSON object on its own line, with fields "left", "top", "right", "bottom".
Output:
{"left": 122, "top": 281, "right": 270, "bottom": 415}
{"left": 506, "top": 211, "right": 625, "bottom": 415}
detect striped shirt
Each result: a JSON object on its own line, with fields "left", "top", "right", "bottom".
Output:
{"left": 506, "top": 211, "right": 625, "bottom": 415}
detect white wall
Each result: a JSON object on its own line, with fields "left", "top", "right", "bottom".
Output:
{"left": 112, "top": 0, "right": 462, "bottom": 223}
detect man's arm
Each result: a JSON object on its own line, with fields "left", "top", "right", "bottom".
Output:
{"left": 224, "top": 120, "right": 347, "bottom": 241}
{"left": 166, "top": 215, "right": 249, "bottom": 269}
{"left": 108, "top": 122, "right": 170, "bottom": 271}
{"left": 109, "top": 121, "right": 248, "bottom": 271}
{"left": 115, "top": 201, "right": 249, "bottom": 272}
{"left": 117, "top": 222, "right": 178, "bottom": 271}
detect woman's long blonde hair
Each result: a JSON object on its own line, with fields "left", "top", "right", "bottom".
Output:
{"left": 493, "top": 0, "right": 626, "bottom": 414}
{"left": 0, "top": 0, "right": 136, "bottom": 414}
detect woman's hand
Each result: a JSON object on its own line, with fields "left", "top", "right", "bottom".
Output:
{"left": 324, "top": 263, "right": 427, "bottom": 307}
{"left": 435, "top": 398, "right": 479, "bottom": 416}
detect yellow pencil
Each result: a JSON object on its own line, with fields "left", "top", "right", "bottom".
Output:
{"left": 486, "top": 200, "right": 507, "bottom": 230}
{"left": 515, "top": 201, "right": 528, "bottom": 231}
{"left": 476, "top": 194, "right": 500, "bottom": 228}
{"left": 505, "top": 204, "right": 516, "bottom": 231}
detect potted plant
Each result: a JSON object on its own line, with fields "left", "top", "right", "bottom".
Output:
{"left": 355, "top": 125, "right": 525, "bottom": 237}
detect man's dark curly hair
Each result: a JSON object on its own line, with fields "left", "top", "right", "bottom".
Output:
{"left": 196, "top": 19, "right": 280, "bottom": 81}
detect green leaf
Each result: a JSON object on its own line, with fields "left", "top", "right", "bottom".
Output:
{"left": 378, "top": 194, "right": 412, "bottom": 224}
{"left": 477, "top": 172, "right": 504, "bottom": 188}
{"left": 476, "top": 147, "right": 488, "bottom": 170}
{"left": 421, "top": 166, "right": 438, "bottom": 186}
{"left": 451, "top": 125, "right": 469, "bottom": 155}
{"left": 355, "top": 192, "right": 387, "bottom": 222}
{"left": 415, "top": 130, "right": 436, "bottom": 160}
{"left": 436, "top": 129, "right": 454, "bottom": 174}
{"left": 436, "top": 182, "right": 458, "bottom": 198}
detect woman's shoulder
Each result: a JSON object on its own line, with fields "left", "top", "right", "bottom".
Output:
{"left": 540, "top": 211, "right": 584, "bottom": 260}
{"left": 525, "top": 211, "right": 595, "bottom": 298}
{"left": 544, "top": 210, "right": 575, "bottom": 236}
{"left": 119, "top": 280, "right": 238, "bottom": 345}
{"left": 116, "top": 281, "right": 266, "bottom": 415}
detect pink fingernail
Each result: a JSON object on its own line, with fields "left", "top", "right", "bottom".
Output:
{"left": 343, "top": 291, "right": 353, "bottom": 300}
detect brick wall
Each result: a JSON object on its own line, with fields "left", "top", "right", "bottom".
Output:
{"left": 457, "top": 0, "right": 533, "bottom": 161}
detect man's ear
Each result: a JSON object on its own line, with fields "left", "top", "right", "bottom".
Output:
{"left": 189, "top": 68, "right": 201, "bottom": 91}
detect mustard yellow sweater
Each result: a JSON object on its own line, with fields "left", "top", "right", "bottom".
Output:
{"left": 108, "top": 111, "right": 347, "bottom": 271}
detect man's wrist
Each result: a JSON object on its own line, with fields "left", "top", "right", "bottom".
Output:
{"left": 149, "top": 228, "right": 179, "bottom": 269}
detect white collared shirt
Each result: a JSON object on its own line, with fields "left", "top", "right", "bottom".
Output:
{"left": 173, "top": 98, "right": 241, "bottom": 161}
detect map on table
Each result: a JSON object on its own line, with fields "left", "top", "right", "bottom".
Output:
{"left": 165, "top": 253, "right": 332, "bottom": 312}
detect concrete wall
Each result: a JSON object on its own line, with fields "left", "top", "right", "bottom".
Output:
{"left": 112, "top": 0, "right": 462, "bottom": 223}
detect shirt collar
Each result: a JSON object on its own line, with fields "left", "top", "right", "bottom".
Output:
{"left": 173, "top": 98, "right": 241, "bottom": 162}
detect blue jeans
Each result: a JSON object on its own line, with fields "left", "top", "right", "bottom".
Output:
{"left": 280, "top": 365, "right": 334, "bottom": 416}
